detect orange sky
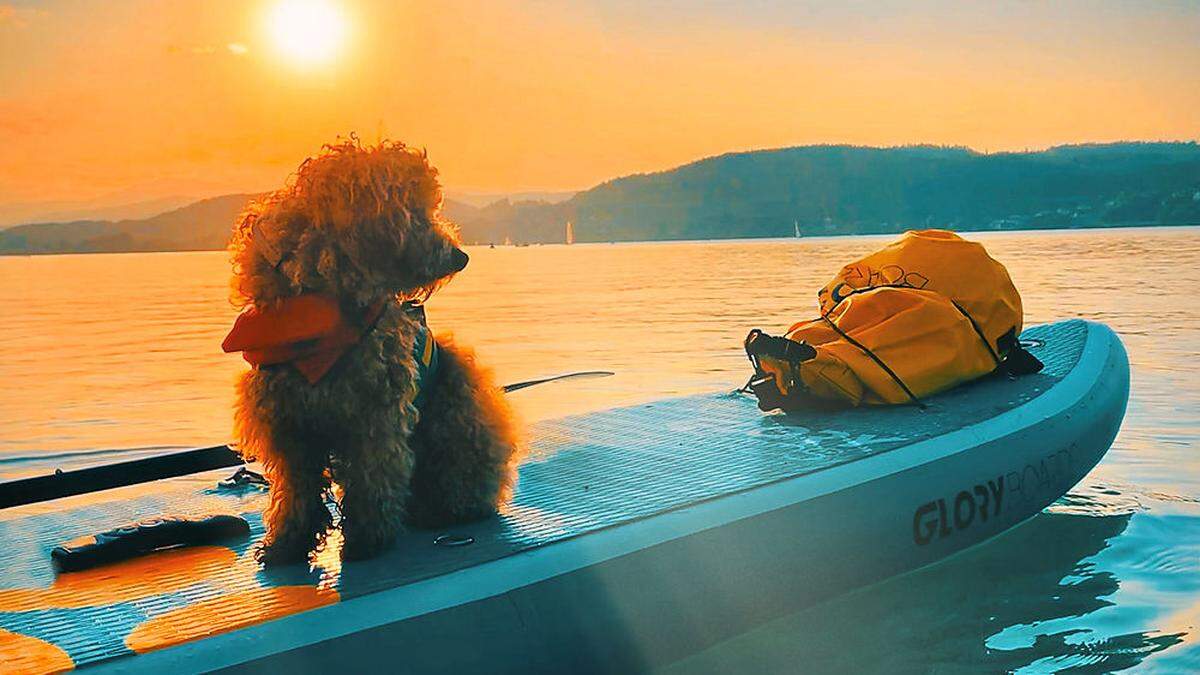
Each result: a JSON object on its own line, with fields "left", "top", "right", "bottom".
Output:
{"left": 0, "top": 0, "right": 1197, "bottom": 217}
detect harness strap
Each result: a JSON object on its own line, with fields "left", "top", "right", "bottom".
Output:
{"left": 402, "top": 302, "right": 440, "bottom": 410}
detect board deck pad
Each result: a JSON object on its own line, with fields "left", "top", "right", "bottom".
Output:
{"left": 0, "top": 321, "right": 1086, "bottom": 672}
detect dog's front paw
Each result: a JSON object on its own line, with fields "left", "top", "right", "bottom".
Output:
{"left": 255, "top": 539, "right": 311, "bottom": 566}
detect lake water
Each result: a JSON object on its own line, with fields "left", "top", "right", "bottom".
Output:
{"left": 1, "top": 228, "right": 1197, "bottom": 672}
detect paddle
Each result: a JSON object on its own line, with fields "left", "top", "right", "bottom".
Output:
{"left": 500, "top": 370, "right": 614, "bottom": 392}
{"left": 0, "top": 370, "right": 614, "bottom": 509}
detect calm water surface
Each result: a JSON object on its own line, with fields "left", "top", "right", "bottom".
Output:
{"left": 1, "top": 228, "right": 1197, "bottom": 672}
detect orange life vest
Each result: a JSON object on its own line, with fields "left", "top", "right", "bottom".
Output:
{"left": 222, "top": 295, "right": 388, "bottom": 384}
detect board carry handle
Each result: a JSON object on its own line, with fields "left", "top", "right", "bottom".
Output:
{"left": 51, "top": 514, "right": 251, "bottom": 572}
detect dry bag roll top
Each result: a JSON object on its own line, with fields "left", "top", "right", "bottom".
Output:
{"left": 745, "top": 230, "right": 1041, "bottom": 411}
{"left": 817, "top": 229, "right": 1023, "bottom": 352}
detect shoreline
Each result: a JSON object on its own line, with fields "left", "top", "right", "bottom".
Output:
{"left": 2, "top": 222, "right": 1197, "bottom": 258}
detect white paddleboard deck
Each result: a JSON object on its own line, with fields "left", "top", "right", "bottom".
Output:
{"left": 0, "top": 320, "right": 1129, "bottom": 673}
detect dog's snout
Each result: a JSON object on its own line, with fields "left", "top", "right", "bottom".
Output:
{"left": 451, "top": 247, "right": 469, "bottom": 272}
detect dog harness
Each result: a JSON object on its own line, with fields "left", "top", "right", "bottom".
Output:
{"left": 222, "top": 295, "right": 439, "bottom": 405}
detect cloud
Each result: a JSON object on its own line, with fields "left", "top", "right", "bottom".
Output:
{"left": 227, "top": 43, "right": 248, "bottom": 56}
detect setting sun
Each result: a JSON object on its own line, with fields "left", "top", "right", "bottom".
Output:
{"left": 265, "top": 0, "right": 347, "bottom": 67}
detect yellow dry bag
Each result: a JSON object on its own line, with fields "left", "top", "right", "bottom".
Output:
{"left": 745, "top": 230, "right": 1041, "bottom": 409}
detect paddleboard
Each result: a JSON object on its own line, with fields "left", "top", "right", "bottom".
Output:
{"left": 0, "top": 319, "right": 1129, "bottom": 674}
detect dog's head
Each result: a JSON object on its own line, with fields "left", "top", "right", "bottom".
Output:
{"left": 229, "top": 138, "right": 467, "bottom": 308}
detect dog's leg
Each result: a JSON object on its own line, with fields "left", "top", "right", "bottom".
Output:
{"left": 235, "top": 373, "right": 332, "bottom": 566}
{"left": 406, "top": 336, "right": 521, "bottom": 528}
{"left": 256, "top": 428, "right": 333, "bottom": 566}
{"left": 337, "top": 425, "right": 415, "bottom": 561}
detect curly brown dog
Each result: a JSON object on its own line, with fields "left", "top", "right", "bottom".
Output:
{"left": 223, "top": 138, "right": 520, "bottom": 564}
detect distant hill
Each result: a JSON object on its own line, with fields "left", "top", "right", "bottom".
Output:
{"left": 445, "top": 190, "right": 576, "bottom": 208}
{"left": 0, "top": 194, "right": 261, "bottom": 254}
{"left": 451, "top": 198, "right": 574, "bottom": 245}
{"left": 3, "top": 142, "right": 1197, "bottom": 254}
{"left": 453, "top": 142, "right": 1200, "bottom": 244}
{"left": 0, "top": 193, "right": 485, "bottom": 255}
{"left": 0, "top": 194, "right": 198, "bottom": 230}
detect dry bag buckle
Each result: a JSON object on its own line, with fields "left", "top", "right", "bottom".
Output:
{"left": 742, "top": 330, "right": 817, "bottom": 411}
{"left": 744, "top": 329, "right": 817, "bottom": 365}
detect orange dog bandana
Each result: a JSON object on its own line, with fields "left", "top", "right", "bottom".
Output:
{"left": 222, "top": 295, "right": 388, "bottom": 384}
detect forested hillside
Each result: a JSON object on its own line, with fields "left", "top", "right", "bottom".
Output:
{"left": 3, "top": 142, "right": 1197, "bottom": 254}
{"left": 454, "top": 142, "right": 1200, "bottom": 244}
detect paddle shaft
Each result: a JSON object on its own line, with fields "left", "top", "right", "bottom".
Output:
{"left": 0, "top": 370, "right": 614, "bottom": 509}
{"left": 500, "top": 370, "right": 614, "bottom": 392}
{"left": 0, "top": 445, "right": 242, "bottom": 509}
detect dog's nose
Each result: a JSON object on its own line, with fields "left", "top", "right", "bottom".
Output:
{"left": 451, "top": 247, "right": 469, "bottom": 272}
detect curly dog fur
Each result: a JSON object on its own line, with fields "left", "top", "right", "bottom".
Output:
{"left": 228, "top": 138, "right": 520, "bottom": 564}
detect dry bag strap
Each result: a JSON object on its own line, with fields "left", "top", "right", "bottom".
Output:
{"left": 818, "top": 313, "right": 926, "bottom": 409}
{"left": 949, "top": 300, "right": 1002, "bottom": 367}
{"left": 744, "top": 329, "right": 817, "bottom": 366}
{"left": 949, "top": 303, "right": 1043, "bottom": 376}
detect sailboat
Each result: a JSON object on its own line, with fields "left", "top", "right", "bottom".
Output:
{"left": 565, "top": 221, "right": 575, "bottom": 245}
{"left": 793, "top": 220, "right": 802, "bottom": 238}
